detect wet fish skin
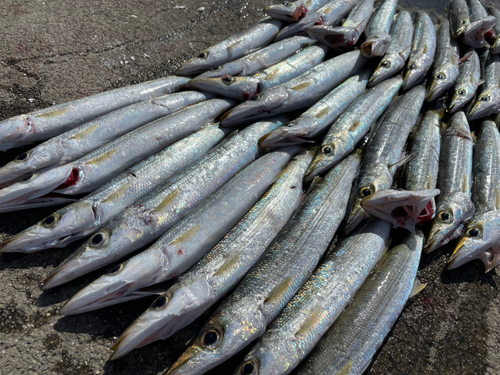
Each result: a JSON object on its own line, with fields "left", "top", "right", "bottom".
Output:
{"left": 188, "top": 45, "right": 328, "bottom": 100}
{"left": 468, "top": 52, "right": 500, "bottom": 120}
{"left": 296, "top": 229, "right": 423, "bottom": 375}
{"left": 219, "top": 50, "right": 368, "bottom": 127}
{"left": 462, "top": 0, "right": 496, "bottom": 49}
{"left": 344, "top": 85, "right": 426, "bottom": 234}
{"left": 449, "top": 50, "right": 481, "bottom": 113}
{"left": 175, "top": 18, "right": 284, "bottom": 76}
{"left": 425, "top": 111, "right": 475, "bottom": 253}
{"left": 360, "top": 0, "right": 398, "bottom": 58}
{"left": 427, "top": 19, "right": 460, "bottom": 102}
{"left": 259, "top": 70, "right": 370, "bottom": 147}
{"left": 165, "top": 152, "right": 361, "bottom": 375}
{"left": 109, "top": 149, "right": 314, "bottom": 360}
{"left": 369, "top": 10, "right": 413, "bottom": 87}
{"left": 0, "top": 77, "right": 189, "bottom": 151}
{"left": 56, "top": 148, "right": 296, "bottom": 306}
{"left": 0, "top": 91, "right": 213, "bottom": 187}
{"left": 488, "top": 6, "right": 500, "bottom": 54}
{"left": 233, "top": 218, "right": 392, "bottom": 375}
{"left": 0, "top": 99, "right": 235, "bottom": 211}
{"left": 274, "top": 0, "right": 359, "bottom": 42}
{"left": 305, "top": 75, "right": 402, "bottom": 182}
{"left": 0, "top": 125, "right": 227, "bottom": 256}
{"left": 403, "top": 11, "right": 437, "bottom": 90}
{"left": 449, "top": 0, "right": 470, "bottom": 38}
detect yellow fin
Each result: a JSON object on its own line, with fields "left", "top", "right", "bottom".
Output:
{"left": 69, "top": 123, "right": 100, "bottom": 141}
{"left": 462, "top": 175, "right": 469, "bottom": 193}
{"left": 495, "top": 187, "right": 500, "bottom": 210}
{"left": 169, "top": 224, "right": 202, "bottom": 245}
{"left": 264, "top": 277, "right": 294, "bottom": 305}
{"left": 336, "top": 361, "right": 353, "bottom": 375}
{"left": 102, "top": 180, "right": 134, "bottom": 204}
{"left": 214, "top": 255, "right": 241, "bottom": 277}
{"left": 155, "top": 189, "right": 180, "bottom": 212}
{"left": 315, "top": 106, "right": 330, "bottom": 119}
{"left": 37, "top": 107, "right": 69, "bottom": 118}
{"left": 423, "top": 44, "right": 428, "bottom": 54}
{"left": 227, "top": 40, "right": 242, "bottom": 52}
{"left": 425, "top": 173, "right": 433, "bottom": 190}
{"left": 88, "top": 147, "right": 119, "bottom": 165}
{"left": 348, "top": 121, "right": 361, "bottom": 132}
{"left": 409, "top": 279, "right": 426, "bottom": 298}
{"left": 291, "top": 81, "right": 312, "bottom": 91}
{"left": 295, "top": 306, "right": 323, "bottom": 337}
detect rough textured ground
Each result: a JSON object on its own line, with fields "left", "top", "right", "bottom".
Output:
{"left": 0, "top": 0, "right": 499, "bottom": 374}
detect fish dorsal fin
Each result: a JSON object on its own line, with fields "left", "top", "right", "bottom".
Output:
{"left": 155, "top": 189, "right": 180, "bottom": 212}
{"left": 69, "top": 123, "right": 100, "bottom": 141}
{"left": 426, "top": 173, "right": 433, "bottom": 189}
{"left": 295, "top": 306, "right": 323, "bottom": 337}
{"left": 463, "top": 175, "right": 469, "bottom": 193}
{"left": 214, "top": 255, "right": 240, "bottom": 277}
{"left": 388, "top": 152, "right": 416, "bottom": 169}
{"left": 336, "top": 361, "right": 353, "bottom": 375}
{"left": 495, "top": 187, "right": 500, "bottom": 210}
{"left": 169, "top": 224, "right": 202, "bottom": 246}
{"left": 264, "top": 276, "right": 294, "bottom": 305}
{"left": 409, "top": 279, "right": 426, "bottom": 298}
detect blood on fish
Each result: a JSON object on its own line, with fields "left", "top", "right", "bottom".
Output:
{"left": 417, "top": 200, "right": 435, "bottom": 225}
{"left": 178, "top": 249, "right": 183, "bottom": 255}
{"left": 314, "top": 16, "right": 324, "bottom": 26}
{"left": 324, "top": 34, "right": 345, "bottom": 46}
{"left": 56, "top": 168, "right": 79, "bottom": 190}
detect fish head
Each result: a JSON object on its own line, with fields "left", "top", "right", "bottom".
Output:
{"left": 468, "top": 89, "right": 500, "bottom": 120}
{"left": 425, "top": 192, "right": 475, "bottom": 253}
{"left": 308, "top": 26, "right": 358, "bottom": 48}
{"left": 194, "top": 61, "right": 243, "bottom": 79}
{"left": 403, "top": 57, "right": 425, "bottom": 90}
{"left": 304, "top": 136, "right": 352, "bottom": 181}
{"left": 188, "top": 76, "right": 260, "bottom": 100}
{"left": 427, "top": 65, "right": 459, "bottom": 102}
{"left": 448, "top": 211, "right": 500, "bottom": 270}
{"left": 360, "top": 33, "right": 392, "bottom": 58}
{"left": 258, "top": 119, "right": 312, "bottom": 148}
{"left": 449, "top": 84, "right": 476, "bottom": 113}
{"left": 264, "top": 2, "right": 308, "bottom": 22}
{"left": 369, "top": 53, "right": 405, "bottom": 87}
{"left": 175, "top": 48, "right": 224, "bottom": 76}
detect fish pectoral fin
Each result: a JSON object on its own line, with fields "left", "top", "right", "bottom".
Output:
{"left": 264, "top": 276, "right": 294, "bottom": 305}
{"left": 154, "top": 189, "right": 180, "bottom": 213}
{"left": 214, "top": 255, "right": 241, "bottom": 277}
{"left": 495, "top": 187, "right": 500, "bottom": 211}
{"left": 462, "top": 175, "right": 470, "bottom": 193}
{"left": 335, "top": 361, "right": 353, "bottom": 375}
{"left": 458, "top": 51, "right": 474, "bottom": 65}
{"left": 305, "top": 176, "right": 322, "bottom": 195}
{"left": 388, "top": 152, "right": 416, "bottom": 169}
{"left": 295, "top": 306, "right": 323, "bottom": 337}
{"left": 409, "top": 279, "right": 426, "bottom": 298}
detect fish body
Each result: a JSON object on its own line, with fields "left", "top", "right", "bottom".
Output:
{"left": 264, "top": 0, "right": 330, "bottom": 22}
{"left": 259, "top": 70, "right": 370, "bottom": 147}
{"left": 468, "top": 52, "right": 500, "bottom": 120}
{"left": 165, "top": 152, "right": 361, "bottom": 375}
{"left": 425, "top": 111, "right": 475, "bottom": 253}
{"left": 296, "top": 230, "right": 423, "bottom": 375}
{"left": 175, "top": 18, "right": 284, "bottom": 76}
{"left": 188, "top": 45, "right": 328, "bottom": 100}
{"left": 109, "top": 149, "right": 314, "bottom": 360}
{"left": 462, "top": 0, "right": 496, "bottom": 48}
{"left": 305, "top": 75, "right": 402, "bottom": 181}
{"left": 219, "top": 50, "right": 368, "bottom": 127}
{"left": 403, "top": 11, "right": 437, "bottom": 90}
{"left": 449, "top": 50, "right": 481, "bottom": 113}
{"left": 233, "top": 218, "right": 392, "bottom": 375}
{"left": 449, "top": 0, "right": 470, "bottom": 38}
{"left": 488, "top": 6, "right": 500, "bottom": 54}
{"left": 0, "top": 77, "right": 189, "bottom": 151}
{"left": 360, "top": 0, "right": 398, "bottom": 57}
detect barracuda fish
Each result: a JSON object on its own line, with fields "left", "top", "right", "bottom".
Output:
{"left": 108, "top": 149, "right": 313, "bottom": 360}
{"left": 369, "top": 11, "right": 413, "bottom": 87}
{"left": 264, "top": 0, "right": 330, "bottom": 22}
{"left": 188, "top": 45, "right": 328, "bottom": 100}
{"left": 468, "top": 52, "right": 500, "bottom": 120}
{"left": 462, "top": 0, "right": 496, "bottom": 49}
{"left": 403, "top": 11, "right": 437, "bottom": 90}
{"left": 343, "top": 85, "right": 426, "bottom": 234}
{"left": 0, "top": 125, "right": 227, "bottom": 256}
{"left": 175, "top": 18, "right": 284, "bottom": 76}
{"left": 194, "top": 36, "right": 316, "bottom": 79}
{"left": 233, "top": 218, "right": 391, "bottom": 375}
{"left": 0, "top": 77, "right": 189, "bottom": 152}
{"left": 55, "top": 118, "right": 289, "bottom": 307}
{"left": 219, "top": 50, "right": 367, "bottom": 127}
{"left": 448, "top": 120, "right": 500, "bottom": 271}
{"left": 165, "top": 153, "right": 360, "bottom": 375}
{"left": 360, "top": 0, "right": 398, "bottom": 58}
{"left": 56, "top": 148, "right": 296, "bottom": 304}
{"left": 305, "top": 75, "right": 402, "bottom": 182}
{"left": 0, "top": 99, "right": 235, "bottom": 211}
{"left": 259, "top": 70, "right": 370, "bottom": 147}
{"left": 448, "top": 50, "right": 481, "bottom": 113}
{"left": 296, "top": 230, "right": 424, "bottom": 375}
{"left": 0, "top": 91, "right": 213, "bottom": 187}
{"left": 427, "top": 19, "right": 460, "bottom": 102}
{"left": 425, "top": 111, "right": 475, "bottom": 253}
{"left": 307, "top": 0, "right": 374, "bottom": 49}
{"left": 361, "top": 108, "right": 442, "bottom": 232}
{"left": 273, "top": 0, "right": 359, "bottom": 42}
{"left": 488, "top": 6, "right": 500, "bottom": 54}
{"left": 449, "top": 0, "right": 470, "bottom": 38}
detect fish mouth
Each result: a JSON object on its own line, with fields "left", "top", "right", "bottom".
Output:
{"left": 264, "top": 3, "right": 308, "bottom": 22}
{"left": 479, "top": 247, "right": 500, "bottom": 273}
{"left": 447, "top": 236, "right": 474, "bottom": 270}
{"left": 43, "top": 257, "right": 88, "bottom": 289}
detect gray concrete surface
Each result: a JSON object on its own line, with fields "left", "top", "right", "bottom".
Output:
{"left": 0, "top": 0, "right": 499, "bottom": 374}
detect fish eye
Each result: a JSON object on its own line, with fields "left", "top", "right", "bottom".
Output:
{"left": 461, "top": 19, "right": 467, "bottom": 25}
{"left": 21, "top": 173, "right": 38, "bottom": 182}
{"left": 480, "top": 95, "right": 491, "bottom": 102}
{"left": 106, "top": 263, "right": 123, "bottom": 275}
{"left": 239, "top": 360, "right": 258, "bottom": 375}
{"left": 467, "top": 227, "right": 481, "bottom": 238}
{"left": 42, "top": 214, "right": 60, "bottom": 228}
{"left": 457, "top": 89, "right": 466, "bottom": 96}
{"left": 409, "top": 63, "right": 416, "bottom": 70}
{"left": 151, "top": 295, "right": 169, "bottom": 310}
{"left": 89, "top": 232, "right": 109, "bottom": 248}
{"left": 436, "top": 73, "right": 446, "bottom": 80}
{"left": 438, "top": 211, "right": 452, "bottom": 223}
{"left": 360, "top": 186, "right": 373, "bottom": 198}
{"left": 211, "top": 66, "right": 222, "bottom": 71}
{"left": 221, "top": 76, "right": 233, "bottom": 84}
{"left": 285, "top": 121, "right": 295, "bottom": 127}
{"left": 380, "top": 60, "right": 391, "bottom": 68}
{"left": 198, "top": 52, "right": 209, "bottom": 59}
{"left": 16, "top": 152, "right": 30, "bottom": 161}
{"left": 200, "top": 327, "right": 223, "bottom": 349}
{"left": 322, "top": 146, "right": 332, "bottom": 154}
{"left": 249, "top": 94, "right": 260, "bottom": 101}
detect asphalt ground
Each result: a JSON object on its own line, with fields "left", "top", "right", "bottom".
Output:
{"left": 0, "top": 0, "right": 499, "bottom": 374}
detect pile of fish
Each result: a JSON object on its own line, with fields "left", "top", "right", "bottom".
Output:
{"left": 1, "top": 0, "right": 500, "bottom": 373}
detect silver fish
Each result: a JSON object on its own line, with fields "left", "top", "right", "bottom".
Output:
{"left": 188, "top": 45, "right": 328, "bottom": 100}
{"left": 57, "top": 148, "right": 296, "bottom": 307}
{"left": 488, "top": 5, "right": 500, "bottom": 54}
{"left": 369, "top": 10, "right": 413, "bottom": 87}
{"left": 175, "top": 18, "right": 284, "bottom": 76}
{"left": 0, "top": 91, "right": 213, "bottom": 187}
{"left": 307, "top": 0, "right": 374, "bottom": 49}
{"left": 165, "top": 152, "right": 361, "bottom": 375}
{"left": 305, "top": 75, "right": 402, "bottom": 181}
{"left": 0, "top": 77, "right": 189, "bottom": 151}
{"left": 108, "top": 149, "right": 314, "bottom": 360}
{"left": 344, "top": 85, "right": 426, "bottom": 234}
{"left": 427, "top": 19, "right": 460, "bottom": 102}
{"left": 448, "top": 50, "right": 481, "bottom": 113}
{"left": 296, "top": 230, "right": 423, "bottom": 375}
{"left": 360, "top": 0, "right": 398, "bottom": 58}
{"left": 0, "top": 99, "right": 235, "bottom": 211}
{"left": 264, "top": 0, "right": 330, "bottom": 22}
{"left": 259, "top": 70, "right": 370, "bottom": 147}
{"left": 462, "top": 0, "right": 496, "bottom": 49}
{"left": 449, "top": 0, "right": 470, "bottom": 38}
{"left": 425, "top": 111, "right": 475, "bottom": 253}
{"left": 219, "top": 50, "right": 368, "bottom": 127}
{"left": 468, "top": 52, "right": 500, "bottom": 120}
{"left": 233, "top": 218, "right": 392, "bottom": 375}
{"left": 403, "top": 11, "right": 437, "bottom": 91}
